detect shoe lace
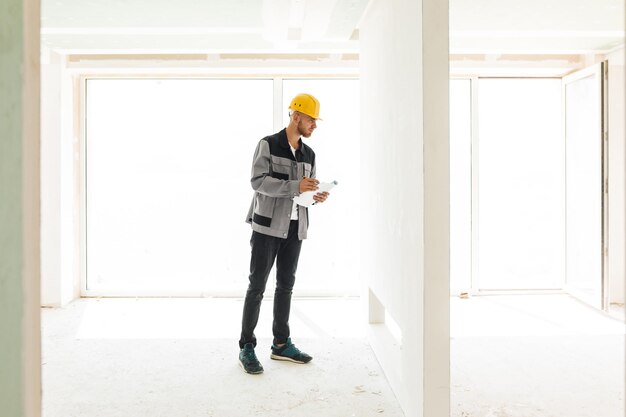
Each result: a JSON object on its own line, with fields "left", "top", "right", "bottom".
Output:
{"left": 287, "top": 341, "right": 302, "bottom": 355}
{"left": 243, "top": 347, "right": 259, "bottom": 363}
{"left": 284, "top": 340, "right": 302, "bottom": 355}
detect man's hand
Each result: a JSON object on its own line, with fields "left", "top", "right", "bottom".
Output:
{"left": 312, "top": 191, "right": 329, "bottom": 204}
{"left": 299, "top": 177, "right": 319, "bottom": 193}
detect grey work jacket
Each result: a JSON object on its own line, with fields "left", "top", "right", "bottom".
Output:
{"left": 245, "top": 129, "right": 316, "bottom": 240}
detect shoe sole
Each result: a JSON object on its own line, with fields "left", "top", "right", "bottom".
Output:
{"left": 239, "top": 359, "right": 263, "bottom": 374}
{"left": 270, "top": 353, "right": 311, "bottom": 364}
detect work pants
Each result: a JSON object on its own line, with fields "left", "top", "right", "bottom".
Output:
{"left": 239, "top": 220, "right": 302, "bottom": 349}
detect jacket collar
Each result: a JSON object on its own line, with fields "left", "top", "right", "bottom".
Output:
{"left": 278, "top": 128, "right": 310, "bottom": 160}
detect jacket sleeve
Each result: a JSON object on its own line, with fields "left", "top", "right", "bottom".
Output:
{"left": 250, "top": 140, "right": 300, "bottom": 198}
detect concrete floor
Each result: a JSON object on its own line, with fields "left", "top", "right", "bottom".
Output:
{"left": 451, "top": 294, "right": 625, "bottom": 417}
{"left": 42, "top": 295, "right": 625, "bottom": 417}
{"left": 42, "top": 298, "right": 403, "bottom": 417}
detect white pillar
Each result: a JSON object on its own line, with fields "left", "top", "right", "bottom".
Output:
{"left": 41, "top": 49, "right": 64, "bottom": 306}
{"left": 41, "top": 50, "right": 78, "bottom": 307}
{"left": 360, "top": 0, "right": 450, "bottom": 415}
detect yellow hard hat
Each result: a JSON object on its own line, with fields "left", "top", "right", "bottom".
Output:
{"left": 288, "top": 93, "right": 321, "bottom": 120}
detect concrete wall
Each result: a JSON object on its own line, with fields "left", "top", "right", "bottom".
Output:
{"left": 606, "top": 47, "right": 625, "bottom": 304}
{"left": 360, "top": 0, "right": 449, "bottom": 415}
{"left": 0, "top": 0, "right": 41, "bottom": 415}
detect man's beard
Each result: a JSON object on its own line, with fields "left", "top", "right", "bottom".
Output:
{"left": 298, "top": 121, "right": 313, "bottom": 138}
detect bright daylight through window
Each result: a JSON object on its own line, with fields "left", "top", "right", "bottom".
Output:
{"left": 85, "top": 78, "right": 359, "bottom": 296}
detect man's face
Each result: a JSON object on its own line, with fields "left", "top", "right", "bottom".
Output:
{"left": 297, "top": 113, "right": 317, "bottom": 138}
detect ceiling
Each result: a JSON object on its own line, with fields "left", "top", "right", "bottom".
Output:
{"left": 41, "top": 0, "right": 625, "bottom": 55}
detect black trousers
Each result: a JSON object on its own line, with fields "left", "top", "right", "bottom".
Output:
{"left": 239, "top": 220, "right": 302, "bottom": 349}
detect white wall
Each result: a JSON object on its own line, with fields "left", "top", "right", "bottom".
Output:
{"left": 606, "top": 47, "right": 625, "bottom": 304}
{"left": 40, "top": 50, "right": 79, "bottom": 307}
{"left": 41, "top": 50, "right": 62, "bottom": 306}
{"left": 360, "top": 0, "right": 449, "bottom": 415}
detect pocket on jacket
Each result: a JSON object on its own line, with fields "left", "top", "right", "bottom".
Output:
{"left": 271, "top": 157, "right": 292, "bottom": 180}
{"left": 254, "top": 193, "right": 276, "bottom": 225}
{"left": 271, "top": 172, "right": 289, "bottom": 180}
{"left": 303, "top": 162, "right": 312, "bottom": 177}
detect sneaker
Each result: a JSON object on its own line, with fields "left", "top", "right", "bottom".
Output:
{"left": 239, "top": 343, "right": 264, "bottom": 374}
{"left": 270, "top": 338, "right": 313, "bottom": 364}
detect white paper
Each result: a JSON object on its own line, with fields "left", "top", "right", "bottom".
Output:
{"left": 293, "top": 180, "right": 338, "bottom": 207}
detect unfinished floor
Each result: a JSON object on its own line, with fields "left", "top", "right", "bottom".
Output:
{"left": 42, "top": 294, "right": 625, "bottom": 417}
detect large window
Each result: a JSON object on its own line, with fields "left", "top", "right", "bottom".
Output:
{"left": 477, "top": 78, "right": 564, "bottom": 290}
{"left": 85, "top": 78, "right": 359, "bottom": 296}
{"left": 564, "top": 64, "right": 605, "bottom": 308}
{"left": 449, "top": 78, "right": 565, "bottom": 291}
{"left": 282, "top": 79, "right": 360, "bottom": 295}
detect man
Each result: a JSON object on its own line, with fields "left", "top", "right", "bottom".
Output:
{"left": 238, "top": 93, "right": 329, "bottom": 374}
